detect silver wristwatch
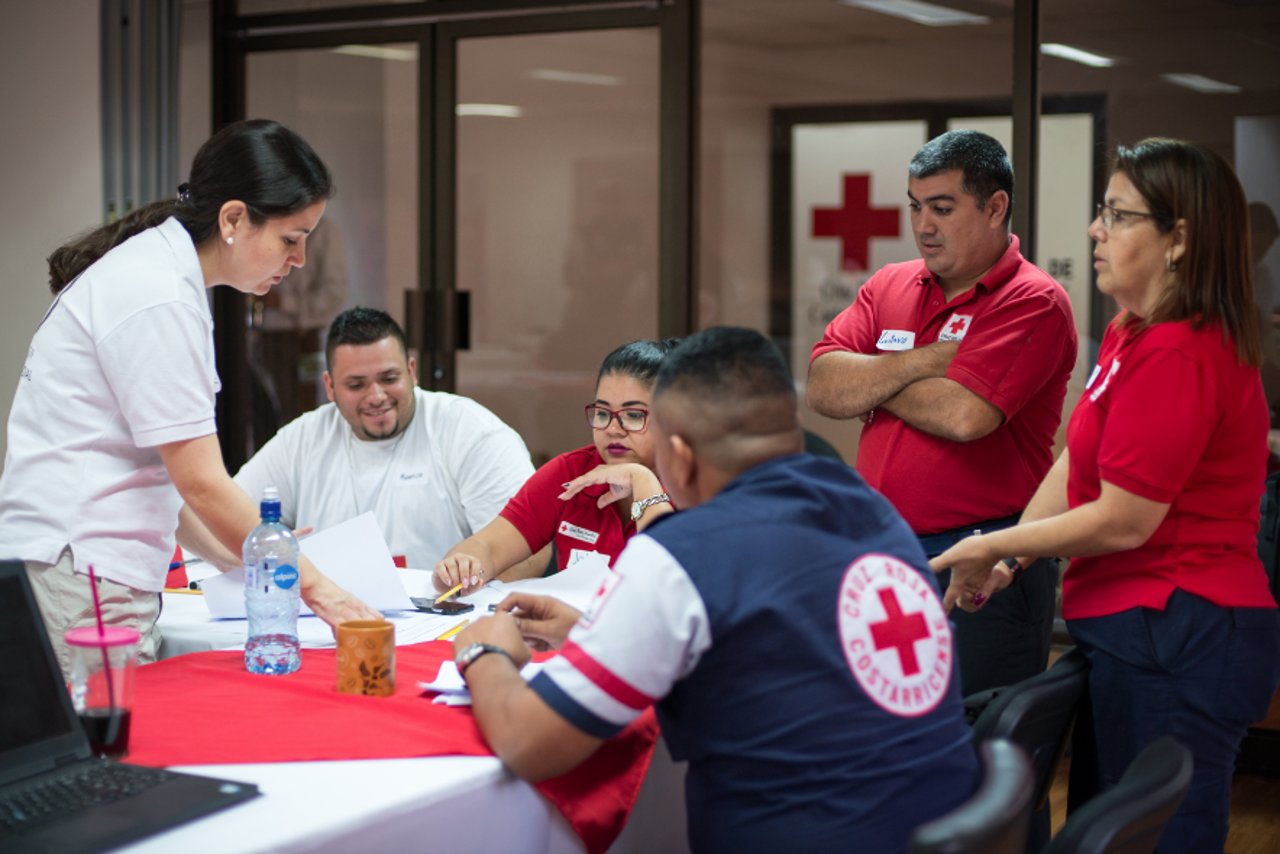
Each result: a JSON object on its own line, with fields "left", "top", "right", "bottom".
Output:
{"left": 630, "top": 492, "right": 671, "bottom": 523}
{"left": 455, "top": 642, "right": 512, "bottom": 677}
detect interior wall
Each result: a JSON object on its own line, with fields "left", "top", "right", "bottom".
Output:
{"left": 0, "top": 0, "right": 102, "bottom": 463}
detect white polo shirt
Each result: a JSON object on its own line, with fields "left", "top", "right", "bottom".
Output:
{"left": 0, "top": 217, "right": 219, "bottom": 591}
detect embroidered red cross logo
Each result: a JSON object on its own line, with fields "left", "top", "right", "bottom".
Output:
{"left": 869, "top": 587, "right": 930, "bottom": 676}
{"left": 811, "top": 174, "right": 901, "bottom": 272}
{"left": 948, "top": 317, "right": 967, "bottom": 335}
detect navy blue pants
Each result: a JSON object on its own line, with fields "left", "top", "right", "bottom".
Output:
{"left": 1068, "top": 590, "right": 1280, "bottom": 853}
{"left": 920, "top": 515, "right": 1059, "bottom": 696}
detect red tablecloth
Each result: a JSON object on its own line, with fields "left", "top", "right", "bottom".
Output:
{"left": 127, "top": 642, "right": 658, "bottom": 854}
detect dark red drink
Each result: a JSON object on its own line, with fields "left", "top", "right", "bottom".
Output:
{"left": 78, "top": 708, "right": 132, "bottom": 758}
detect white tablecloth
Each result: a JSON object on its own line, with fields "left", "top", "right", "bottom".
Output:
{"left": 145, "top": 570, "right": 689, "bottom": 854}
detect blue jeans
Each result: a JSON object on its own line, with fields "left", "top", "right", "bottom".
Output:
{"left": 1068, "top": 590, "right": 1280, "bottom": 853}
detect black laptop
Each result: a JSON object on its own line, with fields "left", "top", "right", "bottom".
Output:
{"left": 0, "top": 560, "right": 259, "bottom": 853}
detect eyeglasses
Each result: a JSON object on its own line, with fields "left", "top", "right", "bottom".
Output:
{"left": 1094, "top": 202, "right": 1157, "bottom": 231}
{"left": 585, "top": 405, "right": 649, "bottom": 433}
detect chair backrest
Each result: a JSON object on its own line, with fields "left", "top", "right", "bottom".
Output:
{"left": 970, "top": 646, "right": 1090, "bottom": 811}
{"left": 1044, "top": 736, "right": 1193, "bottom": 854}
{"left": 907, "top": 738, "right": 1034, "bottom": 854}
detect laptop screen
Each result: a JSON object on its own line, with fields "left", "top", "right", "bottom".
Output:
{"left": 0, "top": 561, "right": 89, "bottom": 779}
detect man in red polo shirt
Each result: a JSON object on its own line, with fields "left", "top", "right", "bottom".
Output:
{"left": 807, "top": 129, "right": 1077, "bottom": 695}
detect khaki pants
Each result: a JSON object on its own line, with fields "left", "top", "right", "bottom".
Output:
{"left": 25, "top": 549, "right": 162, "bottom": 679}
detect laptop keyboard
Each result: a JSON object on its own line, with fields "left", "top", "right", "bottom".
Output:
{"left": 0, "top": 761, "right": 171, "bottom": 834}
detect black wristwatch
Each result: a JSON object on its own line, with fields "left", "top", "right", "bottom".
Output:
{"left": 1001, "top": 557, "right": 1026, "bottom": 584}
{"left": 455, "top": 642, "right": 513, "bottom": 677}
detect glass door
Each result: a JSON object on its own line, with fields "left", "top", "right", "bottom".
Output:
{"left": 242, "top": 41, "right": 420, "bottom": 449}
{"left": 448, "top": 27, "right": 661, "bottom": 464}
{"left": 213, "top": 2, "right": 693, "bottom": 470}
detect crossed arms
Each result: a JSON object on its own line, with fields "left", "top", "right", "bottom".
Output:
{"left": 806, "top": 341, "right": 1004, "bottom": 442}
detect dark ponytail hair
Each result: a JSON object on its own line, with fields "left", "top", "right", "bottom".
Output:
{"left": 47, "top": 119, "right": 333, "bottom": 293}
{"left": 596, "top": 338, "right": 682, "bottom": 388}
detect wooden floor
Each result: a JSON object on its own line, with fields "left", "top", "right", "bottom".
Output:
{"left": 1047, "top": 759, "right": 1280, "bottom": 853}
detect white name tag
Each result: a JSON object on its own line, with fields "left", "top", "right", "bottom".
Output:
{"left": 558, "top": 521, "right": 600, "bottom": 545}
{"left": 876, "top": 329, "right": 915, "bottom": 351}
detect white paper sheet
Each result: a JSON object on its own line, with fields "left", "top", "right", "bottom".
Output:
{"left": 482, "top": 551, "right": 613, "bottom": 613}
{"left": 418, "top": 660, "right": 545, "bottom": 706}
{"left": 201, "top": 512, "right": 414, "bottom": 618}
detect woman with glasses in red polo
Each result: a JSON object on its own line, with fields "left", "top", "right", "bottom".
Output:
{"left": 434, "top": 339, "right": 678, "bottom": 594}
{"left": 931, "top": 139, "right": 1280, "bottom": 853}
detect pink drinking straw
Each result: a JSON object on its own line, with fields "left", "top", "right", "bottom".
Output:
{"left": 86, "top": 564, "right": 117, "bottom": 714}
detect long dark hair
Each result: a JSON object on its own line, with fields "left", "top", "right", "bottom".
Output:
{"left": 47, "top": 119, "right": 333, "bottom": 293}
{"left": 1112, "top": 138, "right": 1261, "bottom": 366}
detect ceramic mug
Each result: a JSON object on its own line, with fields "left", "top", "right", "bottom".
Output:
{"left": 335, "top": 620, "right": 395, "bottom": 697}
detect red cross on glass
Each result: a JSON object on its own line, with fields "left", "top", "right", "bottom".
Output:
{"left": 868, "top": 587, "right": 930, "bottom": 676}
{"left": 811, "top": 173, "right": 901, "bottom": 272}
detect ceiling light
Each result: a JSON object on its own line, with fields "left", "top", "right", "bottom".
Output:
{"left": 456, "top": 103, "right": 523, "bottom": 118}
{"left": 1160, "top": 73, "right": 1242, "bottom": 94}
{"left": 528, "top": 68, "right": 622, "bottom": 86}
{"left": 839, "top": 0, "right": 991, "bottom": 27}
{"left": 332, "top": 45, "right": 417, "bottom": 62}
{"left": 1040, "top": 43, "right": 1115, "bottom": 68}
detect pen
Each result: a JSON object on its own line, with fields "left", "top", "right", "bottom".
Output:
{"left": 435, "top": 619, "right": 469, "bottom": 641}
{"left": 435, "top": 581, "right": 464, "bottom": 605}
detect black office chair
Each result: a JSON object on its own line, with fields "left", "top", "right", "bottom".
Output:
{"left": 968, "top": 646, "right": 1091, "bottom": 852}
{"left": 907, "top": 738, "right": 1034, "bottom": 854}
{"left": 1044, "top": 736, "right": 1193, "bottom": 854}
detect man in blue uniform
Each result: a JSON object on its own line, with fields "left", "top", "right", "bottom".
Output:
{"left": 453, "top": 327, "right": 978, "bottom": 853}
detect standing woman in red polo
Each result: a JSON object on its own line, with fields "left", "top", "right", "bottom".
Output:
{"left": 931, "top": 138, "right": 1280, "bottom": 853}
{"left": 433, "top": 339, "right": 678, "bottom": 593}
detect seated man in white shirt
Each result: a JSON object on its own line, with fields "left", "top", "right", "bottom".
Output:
{"left": 179, "top": 307, "right": 547, "bottom": 573}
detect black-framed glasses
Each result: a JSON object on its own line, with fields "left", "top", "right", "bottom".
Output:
{"left": 585, "top": 405, "right": 649, "bottom": 432}
{"left": 1095, "top": 202, "right": 1157, "bottom": 230}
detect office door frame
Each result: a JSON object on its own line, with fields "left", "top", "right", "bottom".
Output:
{"left": 208, "top": 0, "right": 697, "bottom": 469}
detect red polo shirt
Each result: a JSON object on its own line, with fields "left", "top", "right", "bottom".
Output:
{"left": 500, "top": 445, "right": 637, "bottom": 571}
{"left": 1062, "top": 318, "right": 1276, "bottom": 619}
{"left": 811, "top": 236, "right": 1077, "bottom": 534}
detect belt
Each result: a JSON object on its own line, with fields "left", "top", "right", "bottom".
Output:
{"left": 916, "top": 513, "right": 1021, "bottom": 558}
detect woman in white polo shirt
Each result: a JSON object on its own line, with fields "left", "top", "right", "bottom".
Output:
{"left": 0, "top": 119, "right": 379, "bottom": 675}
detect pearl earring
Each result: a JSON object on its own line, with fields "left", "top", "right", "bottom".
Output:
{"left": 226, "top": 236, "right": 234, "bottom": 246}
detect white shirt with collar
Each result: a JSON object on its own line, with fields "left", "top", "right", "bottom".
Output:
{"left": 0, "top": 217, "right": 219, "bottom": 590}
{"left": 234, "top": 387, "right": 534, "bottom": 568}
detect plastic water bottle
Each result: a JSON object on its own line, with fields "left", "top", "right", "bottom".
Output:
{"left": 244, "top": 486, "right": 301, "bottom": 675}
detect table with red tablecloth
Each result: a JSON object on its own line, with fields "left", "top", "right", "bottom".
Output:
{"left": 122, "top": 641, "right": 659, "bottom": 854}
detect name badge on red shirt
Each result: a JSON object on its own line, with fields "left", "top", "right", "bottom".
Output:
{"left": 876, "top": 330, "right": 915, "bottom": 351}
{"left": 558, "top": 520, "right": 600, "bottom": 545}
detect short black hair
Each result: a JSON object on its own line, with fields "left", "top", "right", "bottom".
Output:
{"left": 654, "top": 327, "right": 794, "bottom": 402}
{"left": 596, "top": 338, "right": 682, "bottom": 387}
{"left": 909, "top": 129, "right": 1014, "bottom": 225}
{"left": 325, "top": 307, "right": 409, "bottom": 370}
